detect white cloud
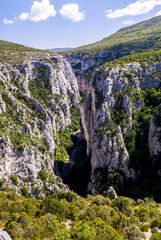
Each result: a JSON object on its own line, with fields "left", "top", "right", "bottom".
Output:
{"left": 123, "top": 20, "right": 134, "bottom": 24}
{"left": 19, "top": 0, "right": 57, "bottom": 22}
{"left": 106, "top": 0, "right": 161, "bottom": 18}
{"left": 106, "top": 9, "right": 113, "bottom": 14}
{"left": 3, "top": 18, "right": 14, "bottom": 24}
{"left": 155, "top": 10, "right": 161, "bottom": 16}
{"left": 59, "top": 4, "right": 85, "bottom": 22}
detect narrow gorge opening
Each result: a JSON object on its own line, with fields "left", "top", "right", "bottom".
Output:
{"left": 55, "top": 130, "right": 92, "bottom": 197}
{"left": 53, "top": 61, "right": 94, "bottom": 197}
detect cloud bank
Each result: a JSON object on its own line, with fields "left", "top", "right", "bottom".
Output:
{"left": 59, "top": 4, "right": 85, "bottom": 22}
{"left": 106, "top": 0, "right": 161, "bottom": 18}
{"left": 19, "top": 0, "right": 56, "bottom": 22}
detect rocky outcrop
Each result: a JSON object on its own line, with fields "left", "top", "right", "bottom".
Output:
{"left": 79, "top": 61, "right": 161, "bottom": 194}
{"left": 0, "top": 228, "right": 12, "bottom": 240}
{"left": 0, "top": 53, "right": 79, "bottom": 196}
{"left": 66, "top": 52, "right": 109, "bottom": 94}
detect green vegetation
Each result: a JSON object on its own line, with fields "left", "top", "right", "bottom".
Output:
{"left": 9, "top": 175, "right": 18, "bottom": 186}
{"left": 122, "top": 89, "right": 161, "bottom": 199}
{"left": 37, "top": 170, "right": 48, "bottom": 182}
{"left": 2, "top": 16, "right": 161, "bottom": 240}
{"left": 102, "top": 49, "right": 161, "bottom": 70}
{"left": 93, "top": 83, "right": 161, "bottom": 200}
{"left": 29, "top": 66, "right": 52, "bottom": 106}
{"left": 0, "top": 190, "right": 160, "bottom": 239}
{"left": 9, "top": 130, "right": 30, "bottom": 152}
{"left": 0, "top": 40, "right": 39, "bottom": 52}
{"left": 55, "top": 107, "right": 81, "bottom": 163}
{"left": 20, "top": 187, "right": 29, "bottom": 198}
{"left": 0, "top": 88, "right": 49, "bottom": 153}
{"left": 70, "top": 107, "right": 81, "bottom": 132}
{"left": 62, "top": 16, "right": 161, "bottom": 58}
{"left": 0, "top": 40, "right": 46, "bottom": 63}
{"left": 55, "top": 127, "right": 73, "bottom": 162}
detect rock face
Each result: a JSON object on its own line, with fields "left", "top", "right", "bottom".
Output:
{"left": 66, "top": 52, "right": 108, "bottom": 94}
{"left": 149, "top": 105, "right": 161, "bottom": 157}
{"left": 78, "top": 61, "right": 161, "bottom": 194}
{"left": 65, "top": 51, "right": 131, "bottom": 94}
{"left": 0, "top": 228, "right": 12, "bottom": 240}
{"left": 2, "top": 48, "right": 161, "bottom": 197}
{"left": 0, "top": 53, "right": 79, "bottom": 196}
{"left": 66, "top": 54, "right": 161, "bottom": 193}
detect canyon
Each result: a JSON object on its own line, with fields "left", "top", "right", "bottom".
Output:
{"left": 1, "top": 49, "right": 161, "bottom": 200}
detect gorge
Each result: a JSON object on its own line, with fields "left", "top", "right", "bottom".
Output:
{"left": 1, "top": 15, "right": 161, "bottom": 239}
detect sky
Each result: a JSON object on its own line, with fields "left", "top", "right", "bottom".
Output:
{"left": 1, "top": 0, "right": 161, "bottom": 50}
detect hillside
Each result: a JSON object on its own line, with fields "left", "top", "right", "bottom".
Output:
{"left": 0, "top": 190, "right": 160, "bottom": 240}
{"left": 0, "top": 40, "right": 47, "bottom": 63}
{"left": 63, "top": 16, "right": 161, "bottom": 57}
{"left": 0, "top": 40, "right": 40, "bottom": 52}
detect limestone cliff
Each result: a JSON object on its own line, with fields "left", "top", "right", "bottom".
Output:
{"left": 79, "top": 61, "right": 161, "bottom": 195}
{"left": 0, "top": 53, "right": 79, "bottom": 196}
{"left": 65, "top": 52, "right": 107, "bottom": 94}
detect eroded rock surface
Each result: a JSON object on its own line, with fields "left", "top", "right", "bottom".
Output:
{"left": 0, "top": 53, "right": 79, "bottom": 196}
{"left": 78, "top": 61, "right": 161, "bottom": 194}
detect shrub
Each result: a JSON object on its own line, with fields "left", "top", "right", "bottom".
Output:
{"left": 41, "top": 198, "right": 65, "bottom": 216}
{"left": 150, "top": 218, "right": 161, "bottom": 229}
{"left": 39, "top": 213, "right": 60, "bottom": 238}
{"left": 112, "top": 212, "right": 129, "bottom": 229}
{"left": 124, "top": 224, "right": 145, "bottom": 240}
{"left": 20, "top": 187, "right": 28, "bottom": 198}
{"left": 92, "top": 218, "right": 121, "bottom": 240}
{"left": 92, "top": 195, "right": 111, "bottom": 206}
{"left": 111, "top": 197, "right": 132, "bottom": 216}
{"left": 17, "top": 144, "right": 25, "bottom": 152}
{"left": 150, "top": 233, "right": 161, "bottom": 240}
{"left": 135, "top": 206, "right": 157, "bottom": 222}
{"left": 9, "top": 175, "right": 18, "bottom": 186}
{"left": 71, "top": 220, "right": 97, "bottom": 240}
{"left": 37, "top": 170, "right": 47, "bottom": 182}
{"left": 53, "top": 191, "right": 77, "bottom": 202}
{"left": 140, "top": 223, "right": 150, "bottom": 232}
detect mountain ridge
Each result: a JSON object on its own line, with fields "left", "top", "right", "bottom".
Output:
{"left": 117, "top": 15, "right": 161, "bottom": 33}
{"left": 62, "top": 15, "right": 161, "bottom": 57}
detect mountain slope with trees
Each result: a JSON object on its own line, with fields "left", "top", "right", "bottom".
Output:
{"left": 63, "top": 16, "right": 161, "bottom": 58}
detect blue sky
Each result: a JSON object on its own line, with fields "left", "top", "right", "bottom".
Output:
{"left": 1, "top": 0, "right": 161, "bottom": 49}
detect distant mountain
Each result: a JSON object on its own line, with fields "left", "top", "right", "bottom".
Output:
{"left": 46, "top": 48, "right": 73, "bottom": 52}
